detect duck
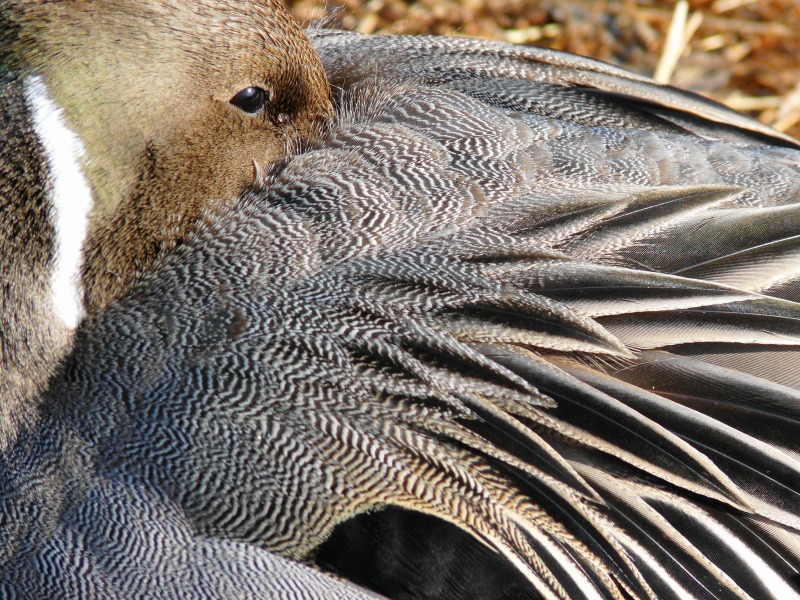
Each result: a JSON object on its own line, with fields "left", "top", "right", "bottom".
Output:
{"left": 2, "top": 2, "right": 800, "bottom": 599}
{"left": 1, "top": 1, "right": 373, "bottom": 597}
{"left": 0, "top": 0, "right": 331, "bottom": 444}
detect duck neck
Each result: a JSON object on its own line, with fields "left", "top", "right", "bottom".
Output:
{"left": 1, "top": 69, "right": 90, "bottom": 448}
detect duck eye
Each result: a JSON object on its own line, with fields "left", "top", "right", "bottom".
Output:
{"left": 229, "top": 87, "right": 269, "bottom": 114}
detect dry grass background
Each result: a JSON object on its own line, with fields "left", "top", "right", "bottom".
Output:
{"left": 287, "top": 0, "right": 800, "bottom": 140}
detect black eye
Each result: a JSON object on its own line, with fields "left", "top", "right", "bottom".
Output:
{"left": 229, "top": 87, "right": 269, "bottom": 114}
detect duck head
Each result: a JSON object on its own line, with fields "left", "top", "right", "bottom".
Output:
{"left": 4, "top": 0, "right": 332, "bottom": 312}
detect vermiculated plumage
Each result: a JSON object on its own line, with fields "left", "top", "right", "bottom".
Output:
{"left": 3, "top": 28, "right": 800, "bottom": 599}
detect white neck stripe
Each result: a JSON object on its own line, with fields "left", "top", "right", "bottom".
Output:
{"left": 24, "top": 75, "right": 92, "bottom": 329}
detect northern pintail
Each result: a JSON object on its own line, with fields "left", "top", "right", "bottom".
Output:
{"left": 2, "top": 1, "right": 363, "bottom": 597}
{"left": 1, "top": 0, "right": 331, "bottom": 443}
{"left": 2, "top": 2, "right": 800, "bottom": 599}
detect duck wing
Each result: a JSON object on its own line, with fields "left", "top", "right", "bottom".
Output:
{"left": 311, "top": 29, "right": 800, "bottom": 150}
{"left": 310, "top": 31, "right": 800, "bottom": 597}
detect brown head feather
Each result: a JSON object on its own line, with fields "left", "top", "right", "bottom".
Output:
{"left": 5, "top": 0, "right": 332, "bottom": 311}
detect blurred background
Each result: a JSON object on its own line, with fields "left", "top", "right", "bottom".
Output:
{"left": 287, "top": 0, "right": 800, "bottom": 140}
